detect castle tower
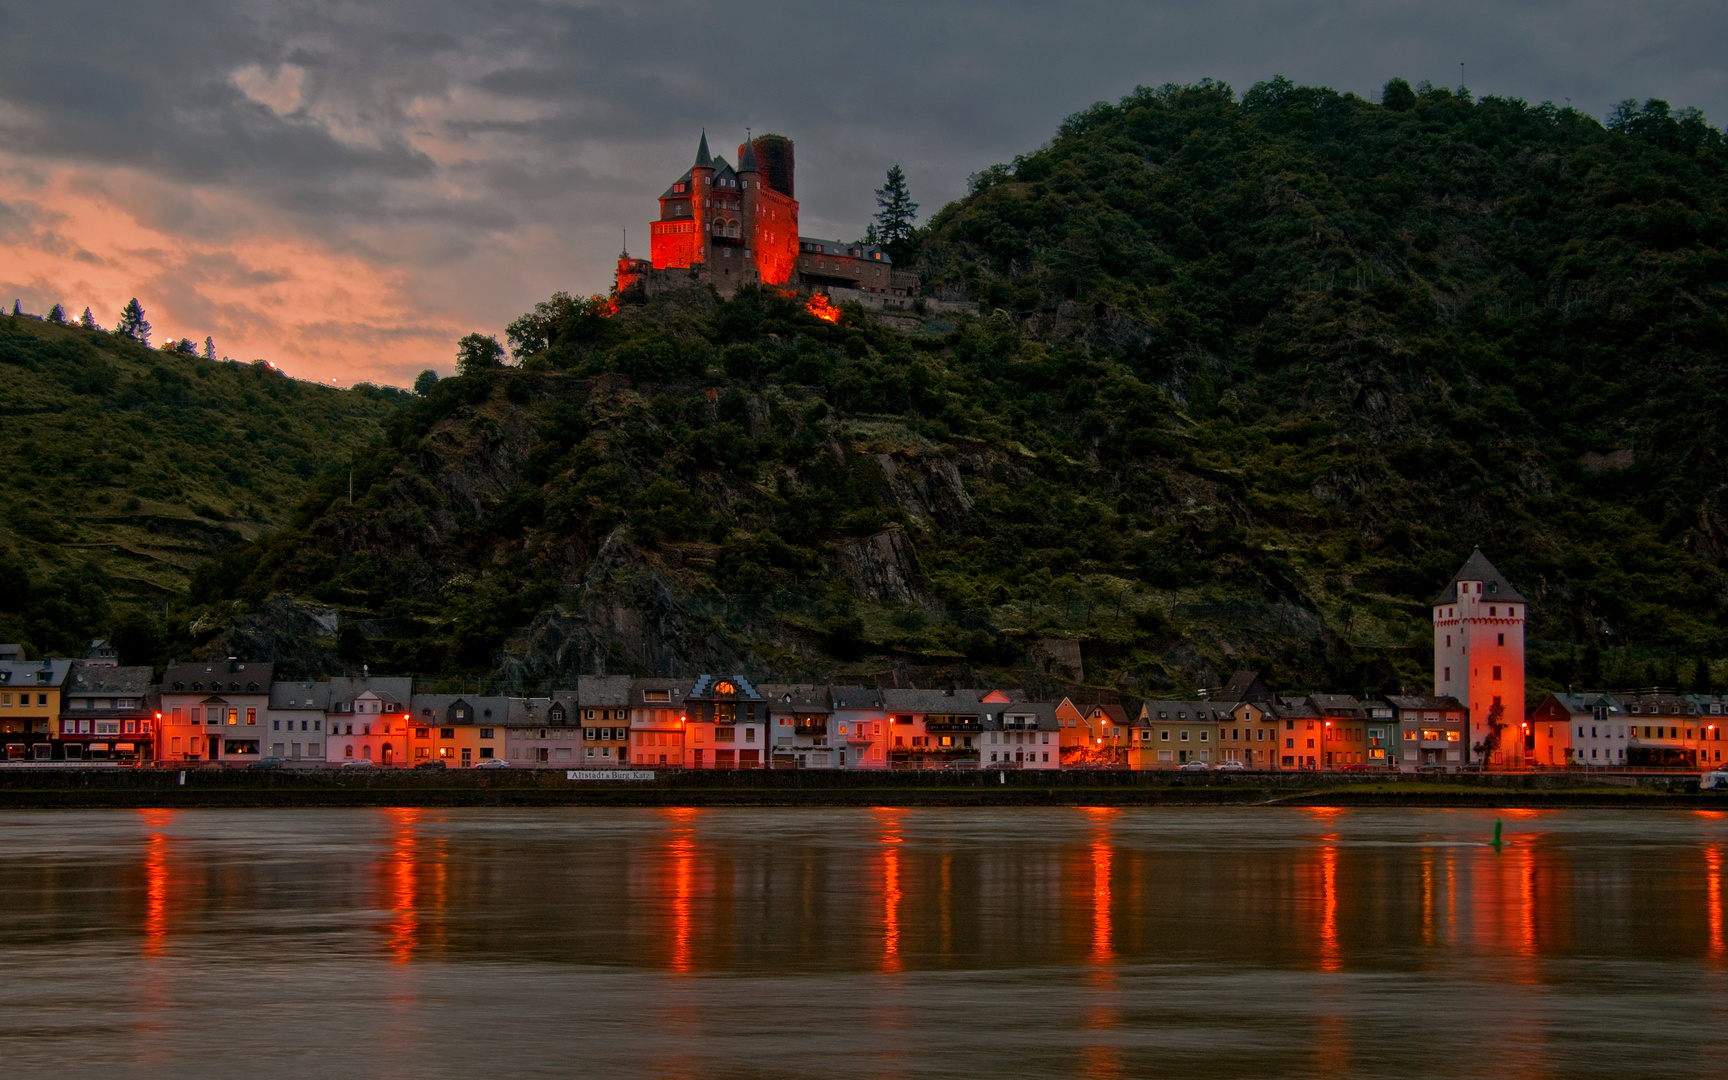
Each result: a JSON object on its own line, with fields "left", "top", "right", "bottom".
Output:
{"left": 690, "top": 131, "right": 715, "bottom": 264}
{"left": 1433, "top": 548, "right": 1528, "bottom": 769}
{"left": 738, "top": 134, "right": 799, "bottom": 285}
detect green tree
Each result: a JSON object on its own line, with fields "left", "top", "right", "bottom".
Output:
{"left": 79, "top": 307, "right": 98, "bottom": 330}
{"left": 456, "top": 332, "right": 505, "bottom": 375}
{"left": 413, "top": 369, "right": 439, "bottom": 396}
{"left": 873, "top": 164, "right": 918, "bottom": 248}
{"left": 1382, "top": 77, "right": 1416, "bottom": 111}
{"left": 45, "top": 304, "right": 66, "bottom": 324}
{"left": 115, "top": 298, "right": 151, "bottom": 345}
{"left": 203, "top": 336, "right": 215, "bottom": 360}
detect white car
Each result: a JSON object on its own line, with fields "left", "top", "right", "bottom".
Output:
{"left": 1702, "top": 770, "right": 1728, "bottom": 790}
{"left": 340, "top": 759, "right": 375, "bottom": 769}
{"left": 474, "top": 758, "right": 510, "bottom": 769}
{"left": 1213, "top": 760, "right": 1246, "bottom": 772}
{"left": 1177, "top": 760, "right": 1211, "bottom": 771}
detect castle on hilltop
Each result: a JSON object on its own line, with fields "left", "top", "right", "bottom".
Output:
{"left": 615, "top": 132, "right": 921, "bottom": 305}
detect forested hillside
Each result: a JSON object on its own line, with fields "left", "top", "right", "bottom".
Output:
{"left": 58, "top": 77, "right": 1728, "bottom": 698}
{"left": 0, "top": 315, "right": 402, "bottom": 660}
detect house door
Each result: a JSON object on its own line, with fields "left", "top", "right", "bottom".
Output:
{"left": 208, "top": 735, "right": 221, "bottom": 760}
{"left": 381, "top": 744, "right": 393, "bottom": 766}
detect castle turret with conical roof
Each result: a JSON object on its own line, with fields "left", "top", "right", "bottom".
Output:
{"left": 1433, "top": 547, "right": 1528, "bottom": 769}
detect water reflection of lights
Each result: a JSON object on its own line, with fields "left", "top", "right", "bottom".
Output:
{"left": 663, "top": 807, "right": 699, "bottom": 973}
{"left": 384, "top": 807, "right": 420, "bottom": 964}
{"left": 1707, "top": 842, "right": 1725, "bottom": 962}
{"left": 138, "top": 808, "right": 173, "bottom": 958}
{"left": 1079, "top": 807, "right": 1121, "bottom": 1078}
{"left": 876, "top": 808, "right": 904, "bottom": 974}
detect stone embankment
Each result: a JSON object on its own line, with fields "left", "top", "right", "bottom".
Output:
{"left": 0, "top": 767, "right": 1713, "bottom": 810}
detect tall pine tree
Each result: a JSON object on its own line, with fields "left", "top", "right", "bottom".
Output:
{"left": 79, "top": 307, "right": 99, "bottom": 330}
{"left": 115, "top": 298, "right": 150, "bottom": 345}
{"left": 872, "top": 164, "right": 918, "bottom": 252}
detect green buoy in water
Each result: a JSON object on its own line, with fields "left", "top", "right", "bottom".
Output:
{"left": 1491, "top": 818, "right": 1504, "bottom": 849}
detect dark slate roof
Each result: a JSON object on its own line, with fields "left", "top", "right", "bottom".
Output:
{"left": 829, "top": 686, "right": 885, "bottom": 711}
{"left": 64, "top": 662, "right": 151, "bottom": 696}
{"left": 738, "top": 137, "right": 758, "bottom": 172}
{"left": 1307, "top": 694, "right": 1364, "bottom": 717}
{"left": 409, "top": 694, "right": 511, "bottom": 723}
{"left": 695, "top": 130, "right": 711, "bottom": 166}
{"left": 577, "top": 675, "right": 634, "bottom": 707}
{"left": 1138, "top": 700, "right": 1229, "bottom": 723}
{"left": 882, "top": 688, "right": 983, "bottom": 714}
{"left": 270, "top": 681, "right": 332, "bottom": 710}
{"left": 162, "top": 661, "right": 274, "bottom": 695}
{"left": 509, "top": 693, "right": 581, "bottom": 728}
{"left": 799, "top": 237, "right": 893, "bottom": 264}
{"left": 1432, "top": 547, "right": 1528, "bottom": 605}
{"left": 1534, "top": 692, "right": 1621, "bottom": 716}
{"left": 758, "top": 684, "right": 831, "bottom": 712}
{"left": 327, "top": 676, "right": 414, "bottom": 709}
{"left": 995, "top": 701, "right": 1058, "bottom": 730}
{"left": 1386, "top": 695, "right": 1468, "bottom": 712}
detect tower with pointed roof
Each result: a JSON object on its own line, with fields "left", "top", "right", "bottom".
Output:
{"left": 1433, "top": 548, "right": 1528, "bottom": 768}
{"left": 638, "top": 131, "right": 800, "bottom": 295}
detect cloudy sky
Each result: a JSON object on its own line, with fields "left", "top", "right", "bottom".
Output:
{"left": 2, "top": 1, "right": 1724, "bottom": 387}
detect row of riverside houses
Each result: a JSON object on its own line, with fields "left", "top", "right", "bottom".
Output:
{"left": 3, "top": 552, "right": 1726, "bottom": 770}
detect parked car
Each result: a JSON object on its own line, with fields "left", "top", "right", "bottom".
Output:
{"left": 414, "top": 759, "right": 447, "bottom": 770}
{"left": 340, "top": 759, "right": 375, "bottom": 769}
{"left": 474, "top": 758, "right": 510, "bottom": 769}
{"left": 1177, "top": 760, "right": 1211, "bottom": 771}
{"left": 251, "top": 757, "right": 283, "bottom": 771}
{"left": 1214, "top": 760, "right": 1246, "bottom": 772}
{"left": 1702, "top": 770, "right": 1728, "bottom": 791}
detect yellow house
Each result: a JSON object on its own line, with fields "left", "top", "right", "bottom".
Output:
{"left": 0, "top": 650, "right": 70, "bottom": 761}
{"left": 1133, "top": 700, "right": 1225, "bottom": 769}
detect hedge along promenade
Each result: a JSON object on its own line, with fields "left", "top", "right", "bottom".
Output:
{"left": 0, "top": 767, "right": 1715, "bottom": 809}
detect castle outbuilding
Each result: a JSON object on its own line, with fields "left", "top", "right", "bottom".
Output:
{"left": 1433, "top": 548, "right": 1527, "bottom": 769}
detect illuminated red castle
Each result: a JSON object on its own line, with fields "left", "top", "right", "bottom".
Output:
{"left": 616, "top": 131, "right": 919, "bottom": 304}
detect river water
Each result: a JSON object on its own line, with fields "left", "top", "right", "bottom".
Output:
{"left": 1, "top": 807, "right": 1726, "bottom": 1078}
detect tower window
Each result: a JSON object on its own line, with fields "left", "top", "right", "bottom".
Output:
{"left": 1492, "top": 666, "right": 1502, "bottom": 681}
{"left": 1497, "top": 633, "right": 1504, "bottom": 646}
{"left": 1444, "top": 667, "right": 1450, "bottom": 681}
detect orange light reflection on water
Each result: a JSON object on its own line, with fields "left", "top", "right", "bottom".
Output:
{"left": 138, "top": 809, "right": 173, "bottom": 958}
{"left": 384, "top": 807, "right": 420, "bottom": 964}
{"left": 876, "top": 808, "right": 904, "bottom": 974}
{"left": 1078, "top": 807, "right": 1121, "bottom": 1078}
{"left": 1708, "top": 842, "right": 1725, "bottom": 963}
{"left": 663, "top": 807, "right": 699, "bottom": 974}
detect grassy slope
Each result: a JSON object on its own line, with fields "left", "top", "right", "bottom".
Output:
{"left": 0, "top": 315, "right": 401, "bottom": 658}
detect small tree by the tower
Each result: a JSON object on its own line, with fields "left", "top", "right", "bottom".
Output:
{"left": 115, "top": 298, "right": 151, "bottom": 345}
{"left": 873, "top": 164, "right": 919, "bottom": 253}
{"left": 1473, "top": 699, "right": 1507, "bottom": 768}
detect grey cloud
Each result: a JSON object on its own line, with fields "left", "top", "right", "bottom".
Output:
{"left": 2, "top": 0, "right": 1725, "bottom": 379}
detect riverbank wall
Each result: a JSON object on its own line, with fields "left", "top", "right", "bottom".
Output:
{"left": 0, "top": 767, "right": 1717, "bottom": 809}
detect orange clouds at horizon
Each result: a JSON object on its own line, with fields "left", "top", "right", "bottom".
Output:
{"left": 0, "top": 160, "right": 471, "bottom": 388}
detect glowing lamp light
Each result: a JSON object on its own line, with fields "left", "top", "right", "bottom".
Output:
{"left": 805, "top": 294, "right": 841, "bottom": 323}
